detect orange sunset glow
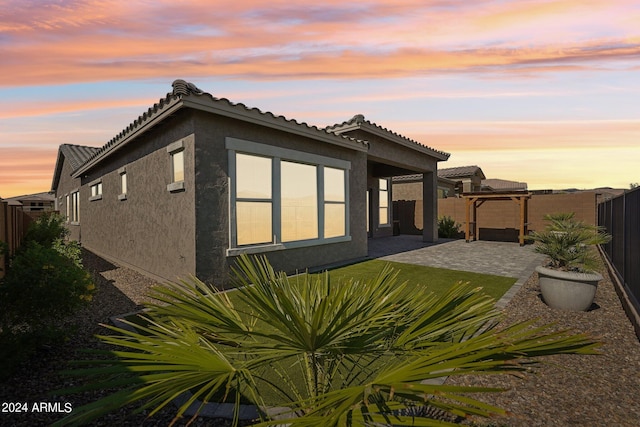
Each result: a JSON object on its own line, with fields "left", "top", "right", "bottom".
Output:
{"left": 1, "top": 0, "right": 639, "bottom": 198}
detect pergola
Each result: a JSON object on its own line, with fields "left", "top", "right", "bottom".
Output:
{"left": 463, "top": 191, "right": 531, "bottom": 246}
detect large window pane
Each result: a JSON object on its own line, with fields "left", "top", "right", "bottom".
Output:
{"left": 281, "top": 161, "right": 318, "bottom": 242}
{"left": 325, "top": 204, "right": 345, "bottom": 238}
{"left": 236, "top": 201, "right": 272, "bottom": 245}
{"left": 324, "top": 167, "right": 345, "bottom": 202}
{"left": 236, "top": 153, "right": 271, "bottom": 199}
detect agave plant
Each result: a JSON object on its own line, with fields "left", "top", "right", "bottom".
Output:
{"left": 56, "top": 255, "right": 599, "bottom": 426}
{"left": 527, "top": 212, "right": 611, "bottom": 272}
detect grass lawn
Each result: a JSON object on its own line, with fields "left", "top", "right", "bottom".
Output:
{"left": 121, "top": 260, "right": 517, "bottom": 407}
{"left": 307, "top": 259, "right": 517, "bottom": 301}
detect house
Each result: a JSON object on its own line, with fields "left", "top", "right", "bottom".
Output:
{"left": 439, "top": 166, "right": 485, "bottom": 193}
{"left": 51, "top": 80, "right": 449, "bottom": 286}
{"left": 481, "top": 178, "right": 527, "bottom": 192}
{"left": 4, "top": 192, "right": 56, "bottom": 213}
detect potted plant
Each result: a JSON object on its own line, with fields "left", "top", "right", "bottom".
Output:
{"left": 527, "top": 212, "right": 611, "bottom": 311}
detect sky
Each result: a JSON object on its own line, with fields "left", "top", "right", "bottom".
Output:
{"left": 1, "top": 0, "right": 639, "bottom": 198}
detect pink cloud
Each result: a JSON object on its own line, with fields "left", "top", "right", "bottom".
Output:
{"left": 1, "top": 1, "right": 639, "bottom": 87}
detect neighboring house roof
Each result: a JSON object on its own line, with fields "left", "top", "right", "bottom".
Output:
{"left": 72, "top": 80, "right": 369, "bottom": 178}
{"left": 438, "top": 165, "right": 485, "bottom": 180}
{"left": 50, "top": 144, "right": 100, "bottom": 191}
{"left": 482, "top": 178, "right": 527, "bottom": 191}
{"left": 393, "top": 174, "right": 458, "bottom": 184}
{"left": 5, "top": 192, "right": 55, "bottom": 203}
{"left": 326, "top": 114, "right": 450, "bottom": 161}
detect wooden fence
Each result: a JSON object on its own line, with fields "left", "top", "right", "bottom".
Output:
{"left": 0, "top": 200, "right": 32, "bottom": 279}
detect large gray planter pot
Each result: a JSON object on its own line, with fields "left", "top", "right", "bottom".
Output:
{"left": 535, "top": 266, "right": 603, "bottom": 311}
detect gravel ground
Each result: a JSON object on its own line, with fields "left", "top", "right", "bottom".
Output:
{"left": 447, "top": 258, "right": 640, "bottom": 427}
{"left": 1, "top": 249, "right": 639, "bottom": 426}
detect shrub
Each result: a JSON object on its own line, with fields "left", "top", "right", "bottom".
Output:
{"left": 0, "top": 241, "right": 94, "bottom": 329}
{"left": 24, "top": 212, "right": 69, "bottom": 248}
{"left": 527, "top": 212, "right": 611, "bottom": 273}
{"left": 0, "top": 214, "right": 93, "bottom": 379}
{"left": 438, "top": 215, "right": 461, "bottom": 238}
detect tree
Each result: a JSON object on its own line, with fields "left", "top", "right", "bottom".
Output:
{"left": 57, "top": 255, "right": 599, "bottom": 426}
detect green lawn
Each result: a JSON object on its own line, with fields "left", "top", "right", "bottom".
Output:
{"left": 122, "top": 260, "right": 517, "bottom": 407}
{"left": 306, "top": 259, "right": 517, "bottom": 301}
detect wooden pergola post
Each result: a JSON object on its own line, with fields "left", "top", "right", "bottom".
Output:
{"left": 463, "top": 192, "right": 530, "bottom": 245}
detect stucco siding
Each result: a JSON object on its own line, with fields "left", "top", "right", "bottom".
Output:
{"left": 80, "top": 113, "right": 197, "bottom": 282}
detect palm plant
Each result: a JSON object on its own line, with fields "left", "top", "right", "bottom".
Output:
{"left": 56, "top": 255, "right": 599, "bottom": 426}
{"left": 527, "top": 213, "right": 611, "bottom": 272}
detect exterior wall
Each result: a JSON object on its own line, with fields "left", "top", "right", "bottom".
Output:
{"left": 192, "top": 111, "right": 369, "bottom": 286}
{"left": 79, "top": 112, "right": 197, "bottom": 282}
{"left": 55, "top": 156, "right": 82, "bottom": 241}
{"left": 436, "top": 191, "right": 598, "bottom": 242}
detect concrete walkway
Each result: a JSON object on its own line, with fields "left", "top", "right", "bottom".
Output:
{"left": 367, "top": 235, "right": 547, "bottom": 309}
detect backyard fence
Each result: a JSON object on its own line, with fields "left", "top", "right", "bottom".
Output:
{"left": 0, "top": 199, "right": 32, "bottom": 278}
{"left": 598, "top": 187, "right": 640, "bottom": 316}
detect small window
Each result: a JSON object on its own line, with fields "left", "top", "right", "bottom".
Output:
{"left": 167, "top": 140, "right": 186, "bottom": 192}
{"left": 379, "top": 178, "right": 390, "bottom": 226}
{"left": 70, "top": 190, "right": 80, "bottom": 223}
{"left": 172, "top": 151, "right": 184, "bottom": 183}
{"left": 121, "top": 172, "right": 127, "bottom": 194}
{"left": 89, "top": 181, "right": 103, "bottom": 201}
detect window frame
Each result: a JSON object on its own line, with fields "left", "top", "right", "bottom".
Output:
{"left": 378, "top": 178, "right": 390, "bottom": 226}
{"left": 89, "top": 179, "right": 103, "bottom": 201}
{"left": 226, "top": 137, "right": 351, "bottom": 256}
{"left": 70, "top": 190, "right": 80, "bottom": 224}
{"left": 166, "top": 139, "right": 186, "bottom": 192}
{"left": 118, "top": 166, "right": 128, "bottom": 200}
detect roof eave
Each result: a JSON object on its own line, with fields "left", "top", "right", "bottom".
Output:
{"left": 330, "top": 121, "right": 449, "bottom": 161}
{"left": 182, "top": 97, "right": 369, "bottom": 153}
{"left": 73, "top": 99, "right": 184, "bottom": 177}
{"left": 359, "top": 122, "right": 449, "bottom": 161}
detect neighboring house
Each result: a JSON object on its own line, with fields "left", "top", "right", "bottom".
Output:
{"left": 5, "top": 192, "right": 56, "bottom": 213}
{"left": 51, "top": 80, "right": 449, "bottom": 286}
{"left": 438, "top": 166, "right": 485, "bottom": 193}
{"left": 481, "top": 178, "right": 527, "bottom": 192}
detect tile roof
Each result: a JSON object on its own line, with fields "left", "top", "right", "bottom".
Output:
{"left": 5, "top": 191, "right": 55, "bottom": 203}
{"left": 60, "top": 144, "right": 100, "bottom": 171}
{"left": 438, "top": 165, "right": 485, "bottom": 179}
{"left": 74, "top": 80, "right": 368, "bottom": 176}
{"left": 326, "top": 114, "right": 450, "bottom": 161}
{"left": 51, "top": 144, "right": 101, "bottom": 191}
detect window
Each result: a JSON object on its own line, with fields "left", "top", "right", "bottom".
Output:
{"left": 227, "top": 138, "right": 351, "bottom": 254}
{"left": 281, "top": 161, "right": 318, "bottom": 242}
{"left": 90, "top": 182, "right": 102, "bottom": 196}
{"left": 167, "top": 139, "right": 186, "bottom": 192}
{"left": 172, "top": 151, "right": 184, "bottom": 183}
{"left": 379, "top": 178, "right": 390, "bottom": 226}
{"left": 65, "top": 194, "right": 70, "bottom": 222}
{"left": 70, "top": 190, "right": 80, "bottom": 223}
{"left": 89, "top": 180, "right": 102, "bottom": 201}
{"left": 235, "top": 153, "right": 272, "bottom": 246}
{"left": 119, "top": 167, "right": 127, "bottom": 200}
{"left": 324, "top": 167, "right": 346, "bottom": 238}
